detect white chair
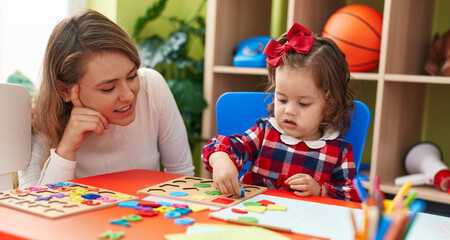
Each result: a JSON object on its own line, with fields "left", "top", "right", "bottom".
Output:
{"left": 0, "top": 83, "right": 31, "bottom": 190}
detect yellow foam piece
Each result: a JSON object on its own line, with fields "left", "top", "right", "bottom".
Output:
{"left": 188, "top": 205, "right": 209, "bottom": 212}
{"left": 267, "top": 204, "right": 287, "bottom": 211}
{"left": 191, "top": 195, "right": 210, "bottom": 200}
{"left": 245, "top": 205, "right": 267, "bottom": 214}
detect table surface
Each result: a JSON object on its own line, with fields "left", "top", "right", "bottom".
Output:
{"left": 0, "top": 169, "right": 361, "bottom": 240}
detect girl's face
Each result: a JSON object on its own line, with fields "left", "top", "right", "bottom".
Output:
{"left": 73, "top": 51, "right": 140, "bottom": 126}
{"left": 274, "top": 65, "right": 325, "bottom": 141}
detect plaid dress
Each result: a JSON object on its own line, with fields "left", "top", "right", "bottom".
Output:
{"left": 202, "top": 118, "right": 361, "bottom": 202}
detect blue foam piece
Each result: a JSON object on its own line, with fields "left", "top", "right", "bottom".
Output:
{"left": 118, "top": 201, "right": 140, "bottom": 208}
{"left": 110, "top": 219, "right": 130, "bottom": 227}
{"left": 169, "top": 191, "right": 188, "bottom": 197}
{"left": 174, "top": 217, "right": 195, "bottom": 225}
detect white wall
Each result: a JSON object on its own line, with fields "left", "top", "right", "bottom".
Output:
{"left": 0, "top": 0, "right": 86, "bottom": 87}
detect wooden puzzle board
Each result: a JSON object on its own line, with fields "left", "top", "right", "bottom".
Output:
{"left": 137, "top": 176, "right": 267, "bottom": 207}
{"left": 0, "top": 182, "right": 138, "bottom": 219}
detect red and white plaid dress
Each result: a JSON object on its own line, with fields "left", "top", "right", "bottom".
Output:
{"left": 202, "top": 117, "right": 361, "bottom": 202}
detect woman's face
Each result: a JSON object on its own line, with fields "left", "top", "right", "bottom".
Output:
{"left": 72, "top": 51, "right": 140, "bottom": 126}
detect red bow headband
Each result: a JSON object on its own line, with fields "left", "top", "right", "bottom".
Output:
{"left": 263, "top": 23, "right": 315, "bottom": 67}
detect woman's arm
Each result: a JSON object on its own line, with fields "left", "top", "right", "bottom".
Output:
{"left": 18, "top": 135, "right": 76, "bottom": 188}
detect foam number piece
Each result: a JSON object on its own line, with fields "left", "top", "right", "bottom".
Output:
{"left": 65, "top": 196, "right": 84, "bottom": 202}
{"left": 82, "top": 200, "right": 101, "bottom": 206}
{"left": 97, "top": 197, "right": 117, "bottom": 202}
{"left": 164, "top": 211, "right": 182, "bottom": 218}
{"left": 99, "top": 230, "right": 124, "bottom": 240}
{"left": 174, "top": 217, "right": 195, "bottom": 225}
{"left": 122, "top": 214, "right": 142, "bottom": 222}
{"left": 110, "top": 219, "right": 130, "bottom": 227}
{"left": 82, "top": 193, "right": 101, "bottom": 199}
{"left": 136, "top": 210, "right": 159, "bottom": 217}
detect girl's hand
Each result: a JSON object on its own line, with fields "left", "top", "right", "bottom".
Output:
{"left": 56, "top": 85, "right": 109, "bottom": 160}
{"left": 209, "top": 152, "right": 241, "bottom": 196}
{"left": 285, "top": 173, "right": 321, "bottom": 197}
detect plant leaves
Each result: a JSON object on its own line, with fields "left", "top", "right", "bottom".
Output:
{"left": 132, "top": 0, "right": 168, "bottom": 41}
{"left": 137, "top": 30, "right": 188, "bottom": 68}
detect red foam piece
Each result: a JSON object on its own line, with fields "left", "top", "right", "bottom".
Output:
{"left": 139, "top": 202, "right": 161, "bottom": 208}
{"left": 211, "top": 198, "right": 234, "bottom": 204}
{"left": 257, "top": 200, "right": 275, "bottom": 206}
{"left": 231, "top": 208, "right": 248, "bottom": 214}
{"left": 136, "top": 210, "right": 159, "bottom": 217}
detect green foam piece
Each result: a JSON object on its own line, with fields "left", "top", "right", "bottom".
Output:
{"left": 193, "top": 183, "right": 211, "bottom": 188}
{"left": 204, "top": 190, "right": 222, "bottom": 195}
{"left": 243, "top": 202, "right": 262, "bottom": 206}
{"left": 238, "top": 216, "right": 258, "bottom": 223}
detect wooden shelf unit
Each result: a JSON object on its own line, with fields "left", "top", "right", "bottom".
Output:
{"left": 201, "top": 0, "right": 450, "bottom": 204}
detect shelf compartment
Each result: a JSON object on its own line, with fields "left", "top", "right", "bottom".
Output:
{"left": 384, "top": 0, "right": 435, "bottom": 75}
{"left": 380, "top": 183, "right": 450, "bottom": 204}
{"left": 385, "top": 74, "right": 450, "bottom": 84}
{"left": 214, "top": 66, "right": 267, "bottom": 75}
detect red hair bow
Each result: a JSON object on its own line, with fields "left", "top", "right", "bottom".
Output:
{"left": 263, "top": 23, "right": 315, "bottom": 67}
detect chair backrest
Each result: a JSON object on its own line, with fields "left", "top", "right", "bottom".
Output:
{"left": 0, "top": 83, "right": 31, "bottom": 190}
{"left": 216, "top": 92, "right": 371, "bottom": 179}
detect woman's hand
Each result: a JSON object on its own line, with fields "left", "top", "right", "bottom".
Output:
{"left": 285, "top": 173, "right": 321, "bottom": 197}
{"left": 209, "top": 151, "right": 241, "bottom": 196}
{"left": 56, "top": 85, "right": 109, "bottom": 160}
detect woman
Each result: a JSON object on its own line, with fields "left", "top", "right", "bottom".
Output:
{"left": 18, "top": 9, "right": 194, "bottom": 188}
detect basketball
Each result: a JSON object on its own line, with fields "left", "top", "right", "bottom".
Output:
{"left": 322, "top": 5, "right": 383, "bottom": 72}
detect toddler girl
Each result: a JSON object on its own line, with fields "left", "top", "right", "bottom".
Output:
{"left": 202, "top": 23, "right": 360, "bottom": 202}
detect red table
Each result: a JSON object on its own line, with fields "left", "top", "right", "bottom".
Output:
{"left": 0, "top": 170, "right": 361, "bottom": 240}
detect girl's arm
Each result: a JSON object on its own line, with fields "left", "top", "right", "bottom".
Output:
{"left": 202, "top": 119, "right": 267, "bottom": 173}
{"left": 323, "top": 143, "right": 361, "bottom": 202}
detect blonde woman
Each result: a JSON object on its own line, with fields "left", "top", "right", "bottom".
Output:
{"left": 18, "top": 9, "right": 194, "bottom": 188}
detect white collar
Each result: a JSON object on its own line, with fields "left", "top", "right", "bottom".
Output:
{"left": 268, "top": 117, "right": 339, "bottom": 149}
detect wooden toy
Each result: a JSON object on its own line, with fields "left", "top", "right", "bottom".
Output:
{"left": 0, "top": 182, "right": 138, "bottom": 219}
{"left": 137, "top": 176, "right": 267, "bottom": 207}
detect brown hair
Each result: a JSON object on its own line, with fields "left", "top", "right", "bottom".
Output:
{"left": 32, "top": 9, "right": 140, "bottom": 165}
{"left": 266, "top": 32, "right": 355, "bottom": 137}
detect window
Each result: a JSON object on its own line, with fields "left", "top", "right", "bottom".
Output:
{"left": 0, "top": 0, "right": 86, "bottom": 86}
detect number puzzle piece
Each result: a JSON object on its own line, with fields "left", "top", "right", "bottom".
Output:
{"left": 164, "top": 211, "right": 181, "bottom": 218}
{"left": 174, "top": 217, "right": 195, "bottom": 225}
{"left": 99, "top": 230, "right": 124, "bottom": 240}
{"left": 110, "top": 219, "right": 130, "bottom": 227}
{"left": 136, "top": 210, "right": 159, "bottom": 217}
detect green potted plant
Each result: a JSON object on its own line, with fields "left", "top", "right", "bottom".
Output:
{"left": 133, "top": 0, "right": 207, "bottom": 175}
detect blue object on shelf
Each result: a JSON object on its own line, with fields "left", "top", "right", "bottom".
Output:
{"left": 233, "top": 36, "right": 273, "bottom": 68}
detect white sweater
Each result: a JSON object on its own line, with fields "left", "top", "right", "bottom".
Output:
{"left": 18, "top": 68, "right": 194, "bottom": 188}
